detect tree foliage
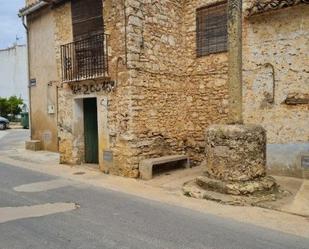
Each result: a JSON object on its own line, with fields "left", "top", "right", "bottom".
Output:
{"left": 0, "top": 96, "right": 24, "bottom": 119}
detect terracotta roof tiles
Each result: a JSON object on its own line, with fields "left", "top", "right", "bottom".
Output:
{"left": 246, "top": 0, "right": 309, "bottom": 16}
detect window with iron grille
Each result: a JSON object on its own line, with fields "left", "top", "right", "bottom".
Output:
{"left": 196, "top": 2, "right": 227, "bottom": 57}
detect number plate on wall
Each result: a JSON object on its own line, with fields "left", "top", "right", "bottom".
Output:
{"left": 29, "top": 78, "right": 36, "bottom": 87}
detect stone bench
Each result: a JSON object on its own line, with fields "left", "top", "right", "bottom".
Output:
{"left": 139, "top": 155, "right": 190, "bottom": 180}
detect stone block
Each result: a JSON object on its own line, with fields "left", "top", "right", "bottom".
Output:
{"left": 205, "top": 124, "right": 267, "bottom": 182}
{"left": 140, "top": 155, "right": 190, "bottom": 180}
{"left": 25, "top": 140, "right": 42, "bottom": 151}
{"left": 195, "top": 175, "right": 277, "bottom": 196}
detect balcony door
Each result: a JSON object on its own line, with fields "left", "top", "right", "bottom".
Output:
{"left": 69, "top": 0, "right": 105, "bottom": 80}
{"left": 71, "top": 0, "right": 104, "bottom": 41}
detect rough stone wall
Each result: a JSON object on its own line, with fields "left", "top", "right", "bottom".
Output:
{"left": 28, "top": 0, "right": 309, "bottom": 178}
{"left": 243, "top": 4, "right": 309, "bottom": 177}
{"left": 243, "top": 5, "right": 309, "bottom": 144}
{"left": 103, "top": 0, "right": 137, "bottom": 177}
{"left": 127, "top": 0, "right": 229, "bottom": 168}
{"left": 54, "top": 0, "right": 138, "bottom": 177}
{"left": 54, "top": 0, "right": 229, "bottom": 176}
{"left": 125, "top": 0, "right": 308, "bottom": 175}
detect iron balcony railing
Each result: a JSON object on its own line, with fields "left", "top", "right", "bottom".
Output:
{"left": 60, "top": 33, "right": 108, "bottom": 82}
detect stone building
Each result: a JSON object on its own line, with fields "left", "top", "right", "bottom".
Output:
{"left": 19, "top": 0, "right": 309, "bottom": 178}
{"left": 244, "top": 0, "right": 309, "bottom": 177}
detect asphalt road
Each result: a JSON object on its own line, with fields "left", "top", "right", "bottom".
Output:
{"left": 0, "top": 129, "right": 29, "bottom": 151}
{"left": 0, "top": 130, "right": 309, "bottom": 249}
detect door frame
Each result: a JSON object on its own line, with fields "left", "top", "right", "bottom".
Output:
{"left": 73, "top": 95, "right": 100, "bottom": 165}
{"left": 83, "top": 97, "right": 99, "bottom": 163}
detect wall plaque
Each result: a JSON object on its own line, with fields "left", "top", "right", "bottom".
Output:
{"left": 29, "top": 78, "right": 36, "bottom": 87}
{"left": 103, "top": 150, "right": 113, "bottom": 162}
{"left": 301, "top": 156, "right": 309, "bottom": 169}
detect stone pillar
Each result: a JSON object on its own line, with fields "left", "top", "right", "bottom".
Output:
{"left": 227, "top": 0, "right": 243, "bottom": 124}
{"left": 182, "top": 124, "right": 278, "bottom": 203}
{"left": 205, "top": 124, "right": 267, "bottom": 182}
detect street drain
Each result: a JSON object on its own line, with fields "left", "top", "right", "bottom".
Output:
{"left": 73, "top": 172, "right": 86, "bottom": 175}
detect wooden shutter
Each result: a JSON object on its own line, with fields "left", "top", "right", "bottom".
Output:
{"left": 71, "top": 0, "right": 103, "bottom": 40}
{"left": 196, "top": 2, "right": 227, "bottom": 57}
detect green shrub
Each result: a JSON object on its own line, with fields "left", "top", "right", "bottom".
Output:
{"left": 0, "top": 96, "right": 24, "bottom": 121}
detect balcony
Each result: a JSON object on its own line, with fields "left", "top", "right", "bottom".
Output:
{"left": 60, "top": 33, "right": 108, "bottom": 82}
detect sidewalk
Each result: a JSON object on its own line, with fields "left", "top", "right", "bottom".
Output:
{"left": 6, "top": 146, "right": 308, "bottom": 217}
{"left": 0, "top": 140, "right": 309, "bottom": 238}
{"left": 8, "top": 122, "right": 23, "bottom": 129}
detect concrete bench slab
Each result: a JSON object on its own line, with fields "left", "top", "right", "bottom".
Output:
{"left": 140, "top": 155, "right": 190, "bottom": 180}
{"left": 25, "top": 140, "right": 42, "bottom": 151}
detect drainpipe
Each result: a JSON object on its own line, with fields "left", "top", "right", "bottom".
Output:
{"left": 21, "top": 16, "right": 32, "bottom": 139}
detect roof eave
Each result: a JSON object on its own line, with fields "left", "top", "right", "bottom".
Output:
{"left": 246, "top": 0, "right": 309, "bottom": 17}
{"left": 18, "top": 0, "right": 66, "bottom": 17}
{"left": 18, "top": 1, "right": 48, "bottom": 17}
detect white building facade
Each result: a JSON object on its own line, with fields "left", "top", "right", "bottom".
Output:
{"left": 0, "top": 44, "right": 28, "bottom": 106}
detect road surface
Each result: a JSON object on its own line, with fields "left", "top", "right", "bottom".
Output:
{"left": 0, "top": 129, "right": 29, "bottom": 151}
{"left": 0, "top": 130, "right": 309, "bottom": 249}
